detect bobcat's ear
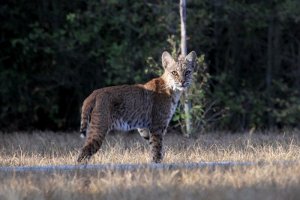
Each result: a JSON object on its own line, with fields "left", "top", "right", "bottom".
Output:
{"left": 162, "top": 51, "right": 175, "bottom": 69}
{"left": 185, "top": 51, "right": 197, "bottom": 70}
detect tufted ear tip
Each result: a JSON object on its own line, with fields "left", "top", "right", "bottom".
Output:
{"left": 186, "top": 51, "right": 197, "bottom": 61}
{"left": 191, "top": 51, "right": 197, "bottom": 58}
{"left": 185, "top": 51, "right": 197, "bottom": 70}
{"left": 162, "top": 51, "right": 175, "bottom": 69}
{"left": 162, "top": 51, "right": 171, "bottom": 57}
{"left": 162, "top": 51, "right": 171, "bottom": 62}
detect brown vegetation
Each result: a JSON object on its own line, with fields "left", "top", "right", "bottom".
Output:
{"left": 0, "top": 131, "right": 300, "bottom": 199}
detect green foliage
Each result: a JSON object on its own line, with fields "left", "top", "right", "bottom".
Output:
{"left": 0, "top": 0, "right": 300, "bottom": 131}
{"left": 203, "top": 0, "right": 300, "bottom": 130}
{"left": 0, "top": 0, "right": 174, "bottom": 130}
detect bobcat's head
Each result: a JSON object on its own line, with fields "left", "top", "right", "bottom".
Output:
{"left": 162, "top": 51, "right": 197, "bottom": 91}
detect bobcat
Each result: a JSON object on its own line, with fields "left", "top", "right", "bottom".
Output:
{"left": 77, "top": 51, "right": 197, "bottom": 163}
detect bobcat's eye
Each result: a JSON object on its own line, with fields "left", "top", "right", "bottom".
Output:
{"left": 171, "top": 71, "right": 178, "bottom": 76}
{"left": 185, "top": 70, "right": 191, "bottom": 76}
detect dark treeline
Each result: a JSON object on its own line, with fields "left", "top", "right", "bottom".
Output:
{"left": 1, "top": 0, "right": 300, "bottom": 131}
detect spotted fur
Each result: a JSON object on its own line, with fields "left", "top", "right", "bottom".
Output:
{"left": 77, "top": 51, "right": 197, "bottom": 163}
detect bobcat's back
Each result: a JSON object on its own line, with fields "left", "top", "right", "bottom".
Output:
{"left": 80, "top": 84, "right": 154, "bottom": 137}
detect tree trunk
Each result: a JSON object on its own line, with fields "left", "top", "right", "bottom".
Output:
{"left": 180, "top": 0, "right": 187, "bottom": 56}
{"left": 180, "top": 0, "right": 192, "bottom": 137}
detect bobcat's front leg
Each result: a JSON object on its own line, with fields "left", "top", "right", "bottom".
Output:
{"left": 149, "top": 129, "right": 164, "bottom": 163}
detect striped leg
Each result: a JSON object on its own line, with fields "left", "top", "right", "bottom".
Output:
{"left": 149, "top": 130, "right": 164, "bottom": 163}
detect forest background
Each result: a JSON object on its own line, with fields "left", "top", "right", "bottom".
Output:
{"left": 1, "top": 0, "right": 300, "bottom": 132}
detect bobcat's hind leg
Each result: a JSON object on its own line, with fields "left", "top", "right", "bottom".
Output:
{"left": 77, "top": 124, "right": 108, "bottom": 163}
{"left": 137, "top": 128, "right": 150, "bottom": 140}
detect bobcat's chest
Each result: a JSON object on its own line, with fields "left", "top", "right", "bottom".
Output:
{"left": 167, "top": 91, "right": 182, "bottom": 123}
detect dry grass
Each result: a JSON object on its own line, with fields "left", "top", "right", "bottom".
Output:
{"left": 1, "top": 165, "right": 300, "bottom": 200}
{"left": 1, "top": 130, "right": 300, "bottom": 199}
{"left": 1, "top": 130, "right": 300, "bottom": 166}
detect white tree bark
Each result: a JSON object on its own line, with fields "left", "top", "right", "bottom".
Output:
{"left": 180, "top": 0, "right": 187, "bottom": 56}
{"left": 180, "top": 0, "right": 192, "bottom": 137}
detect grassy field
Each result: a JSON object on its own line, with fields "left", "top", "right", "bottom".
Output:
{"left": 0, "top": 130, "right": 300, "bottom": 199}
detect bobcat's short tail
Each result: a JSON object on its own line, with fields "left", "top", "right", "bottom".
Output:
{"left": 80, "top": 92, "right": 96, "bottom": 138}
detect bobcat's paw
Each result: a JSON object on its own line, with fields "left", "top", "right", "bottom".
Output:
{"left": 77, "top": 149, "right": 91, "bottom": 163}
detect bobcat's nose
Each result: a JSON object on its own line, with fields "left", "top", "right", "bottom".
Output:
{"left": 180, "top": 80, "right": 186, "bottom": 87}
